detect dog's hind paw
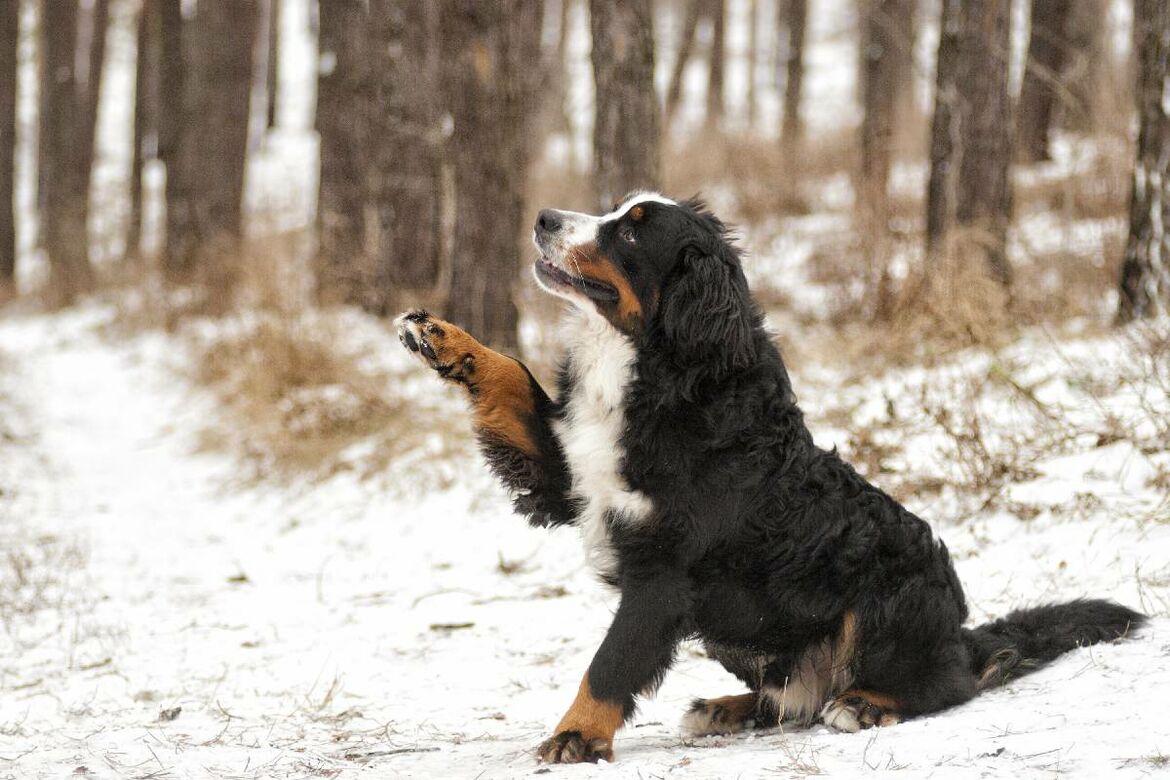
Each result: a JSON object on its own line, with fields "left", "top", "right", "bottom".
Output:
{"left": 821, "top": 690, "right": 901, "bottom": 733}
{"left": 681, "top": 693, "right": 765, "bottom": 737}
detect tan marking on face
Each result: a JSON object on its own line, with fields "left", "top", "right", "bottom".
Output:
{"left": 554, "top": 672, "right": 625, "bottom": 744}
{"left": 630, "top": 205, "right": 645, "bottom": 221}
{"left": 566, "top": 242, "right": 643, "bottom": 326}
{"left": 763, "top": 610, "right": 858, "bottom": 725}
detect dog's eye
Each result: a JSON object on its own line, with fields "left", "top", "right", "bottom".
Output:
{"left": 619, "top": 226, "right": 636, "bottom": 244}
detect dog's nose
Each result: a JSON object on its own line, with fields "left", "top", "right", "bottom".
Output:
{"left": 536, "top": 209, "right": 563, "bottom": 235}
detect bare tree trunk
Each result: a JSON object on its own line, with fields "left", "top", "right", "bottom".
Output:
{"left": 266, "top": 0, "right": 281, "bottom": 130}
{"left": 315, "top": 0, "right": 372, "bottom": 305}
{"left": 1017, "top": 0, "right": 1073, "bottom": 162}
{"left": 129, "top": 0, "right": 158, "bottom": 261}
{"left": 952, "top": 0, "right": 1013, "bottom": 285}
{"left": 747, "top": 0, "right": 760, "bottom": 129}
{"left": 370, "top": 0, "right": 443, "bottom": 307}
{"left": 858, "top": 0, "right": 915, "bottom": 317}
{"left": 779, "top": 0, "right": 808, "bottom": 167}
{"left": 1118, "top": 0, "right": 1170, "bottom": 321}
{"left": 0, "top": 0, "right": 17, "bottom": 297}
{"left": 41, "top": 0, "right": 103, "bottom": 305}
{"left": 706, "top": 0, "right": 726, "bottom": 128}
{"left": 590, "top": 0, "right": 660, "bottom": 209}
{"left": 166, "top": 1, "right": 258, "bottom": 281}
{"left": 1061, "top": 0, "right": 1107, "bottom": 133}
{"left": 665, "top": 0, "right": 702, "bottom": 123}
{"left": 443, "top": 0, "right": 544, "bottom": 351}
{"left": 158, "top": 0, "right": 187, "bottom": 275}
{"left": 926, "top": 0, "right": 961, "bottom": 253}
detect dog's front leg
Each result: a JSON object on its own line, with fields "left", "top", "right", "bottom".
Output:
{"left": 538, "top": 572, "right": 691, "bottom": 764}
{"left": 395, "top": 310, "right": 576, "bottom": 527}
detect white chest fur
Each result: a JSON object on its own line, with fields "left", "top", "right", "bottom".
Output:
{"left": 554, "top": 312, "right": 653, "bottom": 576}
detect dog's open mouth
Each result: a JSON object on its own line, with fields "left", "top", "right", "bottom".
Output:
{"left": 535, "top": 257, "right": 619, "bottom": 303}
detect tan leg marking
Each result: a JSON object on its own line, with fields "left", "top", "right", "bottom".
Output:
{"left": 536, "top": 672, "right": 624, "bottom": 764}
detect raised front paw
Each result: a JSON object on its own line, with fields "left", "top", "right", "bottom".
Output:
{"left": 536, "top": 730, "right": 614, "bottom": 764}
{"left": 394, "top": 309, "right": 476, "bottom": 384}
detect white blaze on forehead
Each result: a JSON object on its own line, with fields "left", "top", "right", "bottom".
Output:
{"left": 601, "top": 191, "right": 677, "bottom": 222}
{"left": 550, "top": 192, "right": 677, "bottom": 250}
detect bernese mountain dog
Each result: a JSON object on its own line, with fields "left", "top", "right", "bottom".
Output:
{"left": 394, "top": 193, "right": 1144, "bottom": 765}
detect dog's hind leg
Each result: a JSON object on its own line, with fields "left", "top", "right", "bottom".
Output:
{"left": 395, "top": 309, "right": 576, "bottom": 527}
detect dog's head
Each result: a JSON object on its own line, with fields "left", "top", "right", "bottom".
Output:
{"left": 532, "top": 192, "right": 757, "bottom": 373}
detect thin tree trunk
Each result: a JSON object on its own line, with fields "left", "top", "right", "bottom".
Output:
{"left": 266, "top": 0, "right": 281, "bottom": 130}
{"left": 1118, "top": 0, "right": 1170, "bottom": 321}
{"left": 129, "top": 0, "right": 158, "bottom": 261}
{"left": 315, "top": 0, "right": 371, "bottom": 305}
{"left": 926, "top": 0, "right": 961, "bottom": 254}
{"left": 858, "top": 0, "right": 915, "bottom": 317}
{"left": 1061, "top": 0, "right": 1107, "bottom": 133}
{"left": 1017, "top": 0, "right": 1073, "bottom": 162}
{"left": 706, "top": 0, "right": 726, "bottom": 128}
{"left": 166, "top": 1, "right": 258, "bottom": 281}
{"left": 0, "top": 0, "right": 17, "bottom": 297}
{"left": 747, "top": 0, "right": 760, "bottom": 129}
{"left": 590, "top": 0, "right": 660, "bottom": 209}
{"left": 780, "top": 0, "right": 808, "bottom": 167}
{"left": 42, "top": 1, "right": 97, "bottom": 305}
{"left": 665, "top": 0, "right": 703, "bottom": 123}
{"left": 369, "top": 0, "right": 443, "bottom": 307}
{"left": 443, "top": 0, "right": 544, "bottom": 351}
{"left": 952, "top": 0, "right": 1013, "bottom": 285}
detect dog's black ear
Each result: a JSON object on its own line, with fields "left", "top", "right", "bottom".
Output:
{"left": 659, "top": 244, "right": 757, "bottom": 379}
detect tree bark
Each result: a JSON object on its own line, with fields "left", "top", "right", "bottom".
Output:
{"left": 858, "top": 0, "right": 915, "bottom": 316}
{"left": 665, "top": 0, "right": 702, "bottom": 124}
{"left": 590, "top": 0, "right": 660, "bottom": 210}
{"left": 41, "top": 0, "right": 105, "bottom": 305}
{"left": 1061, "top": 0, "right": 1107, "bottom": 133}
{"left": 0, "top": 0, "right": 17, "bottom": 297}
{"left": 779, "top": 0, "right": 808, "bottom": 167}
{"left": 926, "top": 0, "right": 961, "bottom": 253}
{"left": 266, "top": 0, "right": 281, "bottom": 130}
{"left": 129, "top": 0, "right": 159, "bottom": 261}
{"left": 952, "top": 0, "right": 1013, "bottom": 285}
{"left": 158, "top": 0, "right": 186, "bottom": 273}
{"left": 747, "top": 0, "right": 760, "bottom": 129}
{"left": 1017, "top": 0, "right": 1073, "bottom": 162}
{"left": 165, "top": 1, "right": 258, "bottom": 280}
{"left": 706, "top": 0, "right": 726, "bottom": 128}
{"left": 1118, "top": 0, "right": 1170, "bottom": 321}
{"left": 369, "top": 0, "right": 443, "bottom": 306}
{"left": 442, "top": 0, "right": 544, "bottom": 351}
{"left": 315, "top": 0, "right": 372, "bottom": 305}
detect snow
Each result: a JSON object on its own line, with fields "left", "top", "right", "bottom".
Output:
{"left": 1, "top": 302, "right": 1167, "bottom": 780}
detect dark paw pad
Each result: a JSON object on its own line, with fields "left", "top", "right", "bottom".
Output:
{"left": 536, "top": 731, "right": 613, "bottom": 764}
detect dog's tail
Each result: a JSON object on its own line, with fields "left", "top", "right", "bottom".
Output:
{"left": 962, "top": 599, "right": 1146, "bottom": 690}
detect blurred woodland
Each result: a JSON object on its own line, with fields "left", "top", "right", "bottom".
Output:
{"left": 0, "top": 0, "right": 1168, "bottom": 350}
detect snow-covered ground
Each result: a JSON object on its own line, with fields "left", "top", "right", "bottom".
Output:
{"left": 0, "top": 302, "right": 1167, "bottom": 780}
